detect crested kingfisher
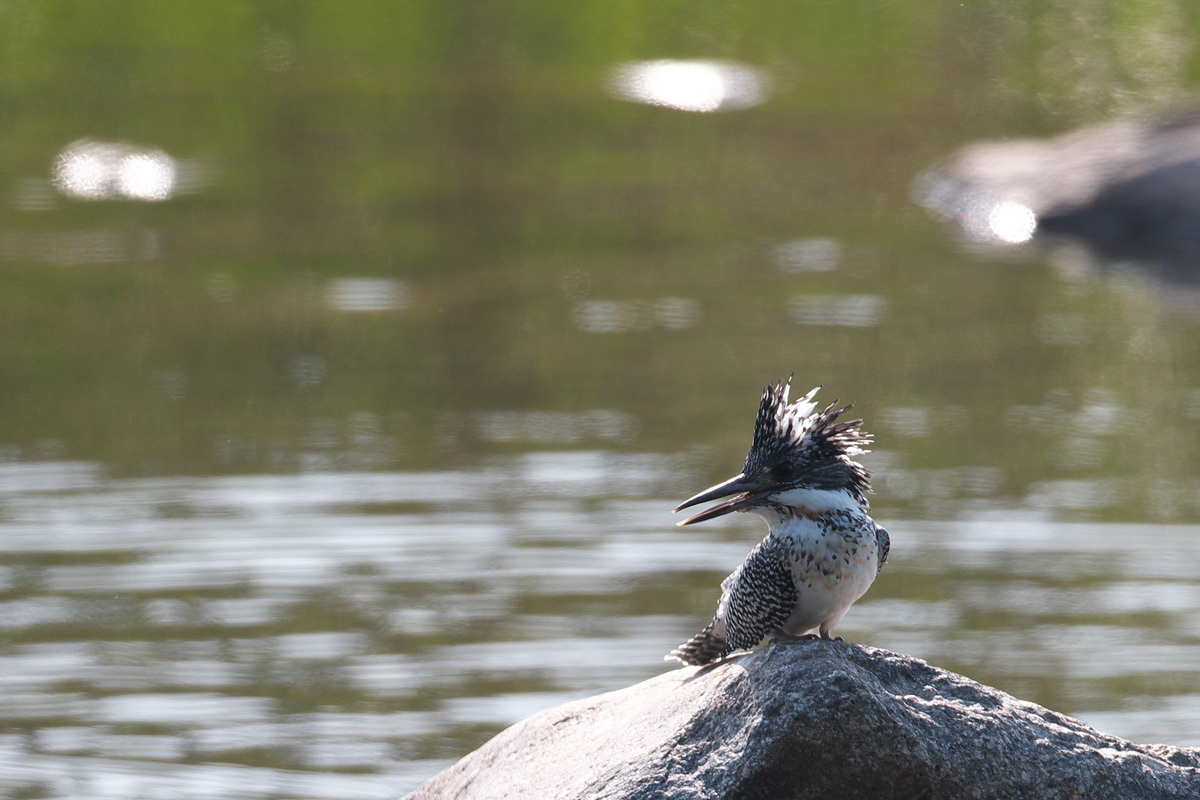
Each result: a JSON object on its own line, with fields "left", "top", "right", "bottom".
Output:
{"left": 667, "top": 379, "right": 889, "bottom": 666}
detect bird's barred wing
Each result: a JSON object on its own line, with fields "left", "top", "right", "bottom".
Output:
{"left": 875, "top": 524, "right": 890, "bottom": 570}
{"left": 718, "top": 539, "right": 798, "bottom": 652}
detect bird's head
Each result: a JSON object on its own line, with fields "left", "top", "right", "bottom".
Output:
{"left": 673, "top": 378, "right": 872, "bottom": 527}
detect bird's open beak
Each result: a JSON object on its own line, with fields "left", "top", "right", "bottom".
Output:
{"left": 672, "top": 473, "right": 768, "bottom": 527}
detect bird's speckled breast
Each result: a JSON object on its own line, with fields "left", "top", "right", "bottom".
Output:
{"left": 773, "top": 507, "right": 880, "bottom": 635}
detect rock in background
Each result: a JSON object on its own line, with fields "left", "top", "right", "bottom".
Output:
{"left": 405, "top": 640, "right": 1200, "bottom": 800}
{"left": 916, "top": 109, "right": 1200, "bottom": 283}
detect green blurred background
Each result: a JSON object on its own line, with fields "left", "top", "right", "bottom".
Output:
{"left": 2, "top": 2, "right": 1200, "bottom": 798}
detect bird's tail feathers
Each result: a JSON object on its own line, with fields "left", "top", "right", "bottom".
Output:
{"left": 665, "top": 621, "right": 728, "bottom": 666}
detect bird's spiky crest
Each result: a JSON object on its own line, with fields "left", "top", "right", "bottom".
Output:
{"left": 744, "top": 378, "right": 873, "bottom": 501}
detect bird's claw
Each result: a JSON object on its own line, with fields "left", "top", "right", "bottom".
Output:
{"left": 768, "top": 633, "right": 820, "bottom": 645}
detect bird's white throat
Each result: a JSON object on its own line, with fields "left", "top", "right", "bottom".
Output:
{"left": 748, "top": 486, "right": 862, "bottom": 525}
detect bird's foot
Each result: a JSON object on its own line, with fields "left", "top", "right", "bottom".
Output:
{"left": 768, "top": 633, "right": 820, "bottom": 645}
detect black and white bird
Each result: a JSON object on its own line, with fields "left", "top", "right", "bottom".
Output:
{"left": 667, "top": 378, "right": 889, "bottom": 666}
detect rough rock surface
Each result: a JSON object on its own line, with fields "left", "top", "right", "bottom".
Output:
{"left": 405, "top": 640, "right": 1200, "bottom": 800}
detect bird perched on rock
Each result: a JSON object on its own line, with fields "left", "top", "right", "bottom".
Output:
{"left": 667, "top": 379, "right": 889, "bottom": 666}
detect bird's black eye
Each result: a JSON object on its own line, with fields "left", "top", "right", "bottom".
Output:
{"left": 773, "top": 462, "right": 796, "bottom": 481}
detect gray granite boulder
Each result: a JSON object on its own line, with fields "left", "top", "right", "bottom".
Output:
{"left": 405, "top": 640, "right": 1200, "bottom": 799}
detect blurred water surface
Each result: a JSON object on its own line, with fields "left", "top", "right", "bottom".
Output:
{"left": 2, "top": 461, "right": 1200, "bottom": 799}
{"left": 3, "top": 1, "right": 1200, "bottom": 798}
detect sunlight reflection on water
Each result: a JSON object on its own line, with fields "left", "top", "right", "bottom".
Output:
{"left": 789, "top": 294, "right": 886, "bottom": 326}
{"left": 573, "top": 297, "right": 700, "bottom": 333}
{"left": 51, "top": 139, "right": 210, "bottom": 203}
{"left": 608, "top": 60, "right": 771, "bottom": 113}
{"left": 325, "top": 279, "right": 409, "bottom": 313}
